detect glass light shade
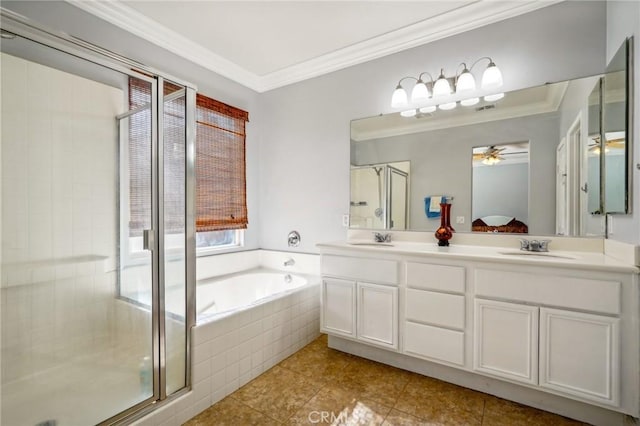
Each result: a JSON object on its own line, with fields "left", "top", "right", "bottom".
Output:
{"left": 391, "top": 85, "right": 408, "bottom": 108}
{"left": 456, "top": 70, "right": 476, "bottom": 92}
{"left": 481, "top": 62, "right": 503, "bottom": 89}
{"left": 400, "top": 109, "right": 417, "bottom": 117}
{"left": 433, "top": 75, "right": 452, "bottom": 97}
{"left": 438, "top": 102, "right": 457, "bottom": 111}
{"left": 411, "top": 80, "right": 430, "bottom": 103}
{"left": 482, "top": 156, "right": 501, "bottom": 165}
{"left": 419, "top": 105, "right": 437, "bottom": 113}
{"left": 460, "top": 97, "right": 480, "bottom": 107}
{"left": 484, "top": 93, "right": 505, "bottom": 102}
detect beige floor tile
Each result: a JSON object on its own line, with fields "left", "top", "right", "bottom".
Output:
{"left": 183, "top": 335, "right": 589, "bottom": 426}
{"left": 332, "top": 357, "right": 413, "bottom": 407}
{"left": 279, "top": 341, "right": 353, "bottom": 384}
{"left": 183, "top": 396, "right": 280, "bottom": 426}
{"left": 289, "top": 385, "right": 392, "bottom": 425}
{"left": 382, "top": 408, "right": 429, "bottom": 426}
{"left": 232, "top": 365, "right": 323, "bottom": 422}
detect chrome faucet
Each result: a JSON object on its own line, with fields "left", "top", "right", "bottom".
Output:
{"left": 284, "top": 258, "right": 295, "bottom": 267}
{"left": 519, "top": 239, "right": 551, "bottom": 252}
{"left": 373, "top": 232, "right": 392, "bottom": 243}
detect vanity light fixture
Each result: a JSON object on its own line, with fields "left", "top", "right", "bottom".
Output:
{"left": 391, "top": 57, "right": 504, "bottom": 111}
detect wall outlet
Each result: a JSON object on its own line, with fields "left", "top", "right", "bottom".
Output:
{"left": 342, "top": 214, "right": 350, "bottom": 227}
{"left": 456, "top": 216, "right": 465, "bottom": 224}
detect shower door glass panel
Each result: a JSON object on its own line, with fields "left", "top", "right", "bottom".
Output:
{"left": 162, "top": 82, "right": 187, "bottom": 395}
{"left": 1, "top": 40, "right": 155, "bottom": 426}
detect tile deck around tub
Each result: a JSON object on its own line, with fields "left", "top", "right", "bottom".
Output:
{"left": 184, "top": 334, "right": 587, "bottom": 425}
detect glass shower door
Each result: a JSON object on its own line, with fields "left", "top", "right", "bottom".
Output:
{"left": 0, "top": 40, "right": 156, "bottom": 425}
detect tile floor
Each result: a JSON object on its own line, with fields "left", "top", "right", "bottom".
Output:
{"left": 185, "top": 334, "right": 586, "bottom": 425}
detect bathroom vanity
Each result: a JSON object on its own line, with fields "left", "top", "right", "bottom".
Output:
{"left": 317, "top": 237, "right": 640, "bottom": 426}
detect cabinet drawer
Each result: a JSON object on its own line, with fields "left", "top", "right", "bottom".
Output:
{"left": 322, "top": 255, "right": 398, "bottom": 284}
{"left": 404, "top": 321, "right": 464, "bottom": 365}
{"left": 406, "top": 289, "right": 465, "bottom": 330}
{"left": 406, "top": 262, "right": 465, "bottom": 293}
{"left": 475, "top": 269, "right": 621, "bottom": 315}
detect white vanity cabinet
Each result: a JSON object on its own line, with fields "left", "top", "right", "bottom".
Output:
{"left": 317, "top": 242, "right": 639, "bottom": 425}
{"left": 474, "top": 268, "right": 622, "bottom": 407}
{"left": 321, "top": 278, "right": 356, "bottom": 337}
{"left": 473, "top": 299, "right": 539, "bottom": 385}
{"left": 403, "top": 262, "right": 466, "bottom": 365}
{"left": 539, "top": 308, "right": 620, "bottom": 406}
{"left": 320, "top": 254, "right": 399, "bottom": 349}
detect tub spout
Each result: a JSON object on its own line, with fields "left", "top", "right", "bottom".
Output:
{"left": 284, "top": 258, "right": 295, "bottom": 267}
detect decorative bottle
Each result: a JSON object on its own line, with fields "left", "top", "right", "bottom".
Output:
{"left": 435, "top": 202, "right": 453, "bottom": 246}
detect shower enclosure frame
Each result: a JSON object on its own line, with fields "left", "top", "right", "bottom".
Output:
{"left": 0, "top": 8, "right": 197, "bottom": 425}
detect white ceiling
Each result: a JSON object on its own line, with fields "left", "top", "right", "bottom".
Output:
{"left": 66, "top": 0, "right": 561, "bottom": 92}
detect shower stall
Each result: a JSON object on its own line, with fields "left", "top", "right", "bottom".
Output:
{"left": 1, "top": 11, "right": 195, "bottom": 425}
{"left": 350, "top": 162, "right": 410, "bottom": 230}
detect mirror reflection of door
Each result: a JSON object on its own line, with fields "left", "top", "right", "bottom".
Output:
{"left": 471, "top": 142, "right": 529, "bottom": 233}
{"left": 556, "top": 138, "right": 568, "bottom": 235}
{"left": 388, "top": 166, "right": 409, "bottom": 229}
{"left": 350, "top": 161, "right": 410, "bottom": 230}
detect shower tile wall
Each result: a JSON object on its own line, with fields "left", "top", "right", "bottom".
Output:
{"left": 1, "top": 53, "right": 122, "bottom": 385}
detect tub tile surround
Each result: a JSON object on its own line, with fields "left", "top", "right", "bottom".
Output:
{"left": 133, "top": 249, "right": 321, "bottom": 425}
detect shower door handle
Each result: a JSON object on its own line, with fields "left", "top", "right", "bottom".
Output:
{"left": 143, "top": 229, "right": 155, "bottom": 251}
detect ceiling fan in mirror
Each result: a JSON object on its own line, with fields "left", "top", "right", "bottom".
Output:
{"left": 473, "top": 146, "right": 506, "bottom": 165}
{"left": 587, "top": 133, "right": 625, "bottom": 155}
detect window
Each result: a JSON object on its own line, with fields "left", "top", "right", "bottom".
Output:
{"left": 126, "top": 79, "right": 249, "bottom": 255}
{"left": 195, "top": 94, "right": 249, "bottom": 251}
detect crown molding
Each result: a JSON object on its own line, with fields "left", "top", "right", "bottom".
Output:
{"left": 66, "top": 0, "right": 562, "bottom": 93}
{"left": 65, "top": 0, "right": 262, "bottom": 90}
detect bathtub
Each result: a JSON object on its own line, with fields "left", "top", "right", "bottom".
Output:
{"left": 189, "top": 266, "right": 321, "bottom": 406}
{"left": 196, "top": 268, "right": 310, "bottom": 320}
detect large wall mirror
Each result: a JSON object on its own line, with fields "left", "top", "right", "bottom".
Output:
{"left": 350, "top": 37, "right": 633, "bottom": 237}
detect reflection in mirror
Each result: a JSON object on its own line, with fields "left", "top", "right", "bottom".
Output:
{"left": 350, "top": 71, "right": 629, "bottom": 237}
{"left": 471, "top": 143, "right": 529, "bottom": 233}
{"left": 603, "top": 37, "right": 633, "bottom": 214}
{"left": 587, "top": 78, "right": 603, "bottom": 217}
{"left": 350, "top": 161, "right": 410, "bottom": 230}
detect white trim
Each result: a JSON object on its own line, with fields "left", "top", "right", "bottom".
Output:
{"left": 64, "top": 0, "right": 562, "bottom": 93}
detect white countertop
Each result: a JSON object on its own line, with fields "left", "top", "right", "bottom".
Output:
{"left": 317, "top": 240, "right": 640, "bottom": 274}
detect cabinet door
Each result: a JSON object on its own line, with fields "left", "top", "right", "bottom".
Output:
{"left": 539, "top": 308, "right": 620, "bottom": 406}
{"left": 357, "top": 282, "right": 398, "bottom": 349}
{"left": 474, "top": 299, "right": 538, "bottom": 385}
{"left": 321, "top": 278, "right": 356, "bottom": 337}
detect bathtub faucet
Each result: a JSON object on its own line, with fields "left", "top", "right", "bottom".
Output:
{"left": 284, "top": 258, "right": 295, "bottom": 267}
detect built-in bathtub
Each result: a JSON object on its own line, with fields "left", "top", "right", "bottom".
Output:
{"left": 195, "top": 268, "right": 312, "bottom": 322}
{"left": 132, "top": 250, "right": 321, "bottom": 425}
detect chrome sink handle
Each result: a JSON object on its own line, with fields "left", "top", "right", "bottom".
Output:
{"left": 373, "top": 232, "right": 391, "bottom": 243}
{"left": 520, "top": 238, "right": 551, "bottom": 252}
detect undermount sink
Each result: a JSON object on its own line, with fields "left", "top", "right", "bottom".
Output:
{"left": 348, "top": 242, "right": 394, "bottom": 247}
{"left": 498, "top": 250, "right": 577, "bottom": 260}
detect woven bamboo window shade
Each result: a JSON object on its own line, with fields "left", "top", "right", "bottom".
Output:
{"left": 127, "top": 78, "right": 249, "bottom": 235}
{"left": 196, "top": 95, "right": 249, "bottom": 232}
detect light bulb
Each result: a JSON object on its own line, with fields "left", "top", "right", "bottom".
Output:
{"left": 400, "top": 109, "right": 417, "bottom": 117}
{"left": 484, "top": 93, "right": 504, "bottom": 102}
{"left": 411, "top": 80, "right": 430, "bottom": 103}
{"left": 419, "top": 105, "right": 436, "bottom": 113}
{"left": 433, "top": 69, "right": 452, "bottom": 97}
{"left": 391, "top": 85, "right": 408, "bottom": 108}
{"left": 481, "top": 61, "right": 503, "bottom": 89}
{"left": 456, "top": 69, "right": 476, "bottom": 92}
{"left": 460, "top": 97, "right": 480, "bottom": 106}
{"left": 438, "top": 102, "right": 457, "bottom": 111}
